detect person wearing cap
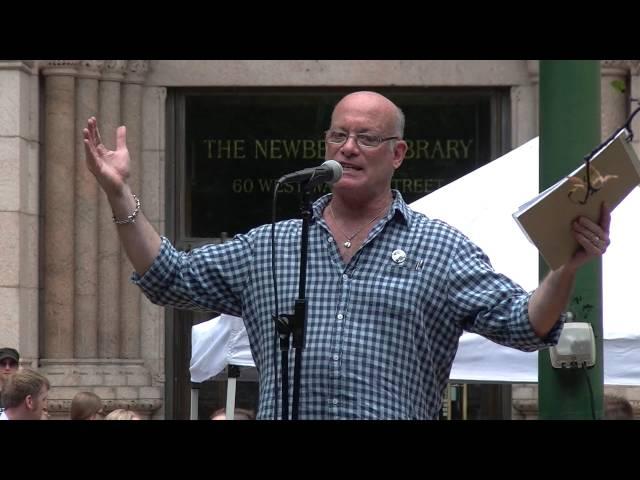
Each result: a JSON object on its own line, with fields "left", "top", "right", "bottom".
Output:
{"left": 0, "top": 347, "right": 20, "bottom": 413}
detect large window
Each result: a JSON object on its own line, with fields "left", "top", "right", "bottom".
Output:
{"left": 176, "top": 88, "right": 508, "bottom": 240}
{"left": 166, "top": 87, "right": 512, "bottom": 419}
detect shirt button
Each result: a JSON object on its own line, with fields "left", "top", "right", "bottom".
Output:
{"left": 336, "top": 313, "right": 344, "bottom": 320}
{"left": 342, "top": 274, "right": 348, "bottom": 281}
{"left": 332, "top": 354, "right": 339, "bottom": 361}
{"left": 332, "top": 398, "right": 339, "bottom": 405}
{"left": 328, "top": 237, "right": 334, "bottom": 243}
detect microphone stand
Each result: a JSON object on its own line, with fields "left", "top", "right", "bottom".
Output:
{"left": 291, "top": 183, "right": 311, "bottom": 420}
{"left": 275, "top": 182, "right": 311, "bottom": 420}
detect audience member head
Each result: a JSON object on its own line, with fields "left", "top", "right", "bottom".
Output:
{"left": 70, "top": 391, "right": 105, "bottom": 420}
{"left": 0, "top": 347, "right": 20, "bottom": 378}
{"left": 104, "top": 408, "right": 141, "bottom": 420}
{"left": 1, "top": 368, "right": 50, "bottom": 420}
{"left": 604, "top": 394, "right": 634, "bottom": 420}
{"left": 210, "top": 407, "right": 255, "bottom": 420}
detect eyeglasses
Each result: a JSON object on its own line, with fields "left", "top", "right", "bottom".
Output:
{"left": 325, "top": 130, "right": 400, "bottom": 149}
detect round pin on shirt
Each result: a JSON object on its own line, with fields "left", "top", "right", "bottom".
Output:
{"left": 391, "top": 249, "right": 407, "bottom": 264}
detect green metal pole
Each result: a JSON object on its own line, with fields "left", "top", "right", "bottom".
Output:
{"left": 538, "top": 60, "right": 603, "bottom": 419}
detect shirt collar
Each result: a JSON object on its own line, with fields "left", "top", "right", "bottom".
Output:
{"left": 312, "top": 189, "right": 413, "bottom": 228}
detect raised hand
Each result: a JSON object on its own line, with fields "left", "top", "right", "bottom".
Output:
{"left": 83, "top": 116, "right": 130, "bottom": 197}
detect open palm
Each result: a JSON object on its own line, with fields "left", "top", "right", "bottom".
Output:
{"left": 83, "top": 116, "right": 130, "bottom": 195}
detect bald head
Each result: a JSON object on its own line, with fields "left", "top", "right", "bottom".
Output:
{"left": 332, "top": 91, "right": 405, "bottom": 138}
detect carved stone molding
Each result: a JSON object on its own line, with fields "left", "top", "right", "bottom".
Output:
{"left": 152, "top": 372, "right": 165, "bottom": 385}
{"left": 512, "top": 399, "right": 538, "bottom": 420}
{"left": 40, "top": 60, "right": 80, "bottom": 77}
{"left": 0, "top": 60, "right": 35, "bottom": 74}
{"left": 39, "top": 358, "right": 154, "bottom": 387}
{"left": 76, "top": 60, "right": 105, "bottom": 80}
{"left": 511, "top": 86, "right": 521, "bottom": 102}
{"left": 124, "top": 60, "right": 150, "bottom": 84}
{"left": 101, "top": 60, "right": 128, "bottom": 81}
{"left": 47, "top": 398, "right": 162, "bottom": 417}
{"left": 602, "top": 60, "right": 640, "bottom": 75}
{"left": 101, "top": 398, "right": 163, "bottom": 413}
{"left": 601, "top": 60, "right": 630, "bottom": 76}
{"left": 528, "top": 60, "right": 640, "bottom": 80}
{"left": 526, "top": 60, "right": 539, "bottom": 83}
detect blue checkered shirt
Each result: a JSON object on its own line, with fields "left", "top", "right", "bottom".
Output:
{"left": 134, "top": 191, "right": 562, "bottom": 419}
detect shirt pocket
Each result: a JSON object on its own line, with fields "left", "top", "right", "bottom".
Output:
{"left": 382, "top": 256, "right": 425, "bottom": 277}
{"left": 375, "top": 259, "right": 427, "bottom": 317}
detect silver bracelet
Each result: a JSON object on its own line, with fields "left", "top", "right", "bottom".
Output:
{"left": 112, "top": 193, "right": 141, "bottom": 225}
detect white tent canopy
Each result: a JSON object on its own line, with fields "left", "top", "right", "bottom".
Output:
{"left": 190, "top": 314, "right": 254, "bottom": 383}
{"left": 413, "top": 137, "right": 640, "bottom": 385}
{"left": 191, "top": 138, "right": 640, "bottom": 385}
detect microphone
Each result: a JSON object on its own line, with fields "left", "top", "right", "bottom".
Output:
{"left": 277, "top": 160, "right": 343, "bottom": 187}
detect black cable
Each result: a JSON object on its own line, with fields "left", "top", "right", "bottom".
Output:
{"left": 582, "top": 367, "right": 596, "bottom": 420}
{"left": 271, "top": 183, "right": 280, "bottom": 420}
{"left": 623, "top": 102, "right": 640, "bottom": 142}
{"left": 572, "top": 104, "right": 640, "bottom": 205}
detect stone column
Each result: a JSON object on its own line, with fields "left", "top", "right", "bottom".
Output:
{"left": 527, "top": 60, "right": 540, "bottom": 136}
{"left": 119, "top": 61, "right": 148, "bottom": 359}
{"left": 98, "top": 60, "right": 127, "bottom": 358}
{"left": 74, "top": 61, "right": 103, "bottom": 358}
{"left": 0, "top": 61, "right": 39, "bottom": 365}
{"left": 41, "top": 61, "right": 78, "bottom": 358}
{"left": 509, "top": 60, "right": 538, "bottom": 148}
{"left": 600, "top": 61, "right": 629, "bottom": 140}
{"left": 141, "top": 83, "right": 167, "bottom": 397}
{"left": 510, "top": 61, "right": 540, "bottom": 418}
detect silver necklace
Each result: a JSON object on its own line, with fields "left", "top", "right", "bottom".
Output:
{"left": 329, "top": 202, "right": 387, "bottom": 249}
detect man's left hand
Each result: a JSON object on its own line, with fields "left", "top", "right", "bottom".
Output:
{"left": 568, "top": 201, "right": 611, "bottom": 270}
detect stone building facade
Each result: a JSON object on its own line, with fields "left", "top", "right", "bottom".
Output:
{"left": 1, "top": 60, "right": 639, "bottom": 419}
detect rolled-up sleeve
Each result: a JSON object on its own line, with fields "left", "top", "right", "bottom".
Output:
{"left": 447, "top": 234, "right": 565, "bottom": 351}
{"left": 131, "top": 236, "right": 249, "bottom": 316}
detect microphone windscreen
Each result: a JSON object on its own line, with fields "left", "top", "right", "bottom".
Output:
{"left": 322, "top": 159, "right": 343, "bottom": 184}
